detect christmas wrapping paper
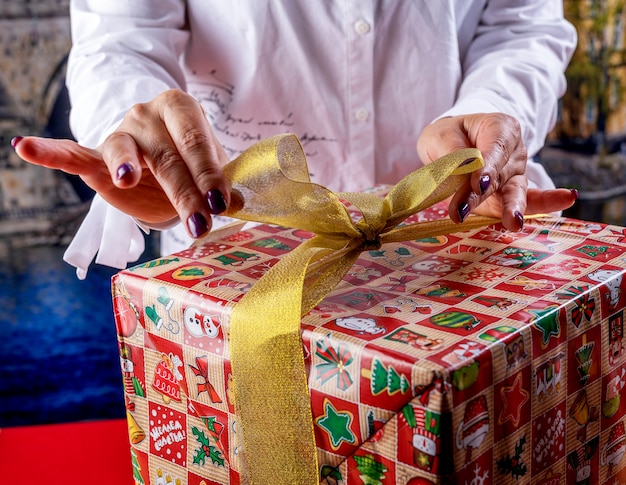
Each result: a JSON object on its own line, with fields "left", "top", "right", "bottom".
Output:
{"left": 111, "top": 135, "right": 626, "bottom": 484}
{"left": 114, "top": 207, "right": 626, "bottom": 485}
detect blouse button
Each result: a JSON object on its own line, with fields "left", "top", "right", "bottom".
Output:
{"left": 354, "top": 19, "right": 371, "bottom": 35}
{"left": 355, "top": 109, "right": 370, "bottom": 122}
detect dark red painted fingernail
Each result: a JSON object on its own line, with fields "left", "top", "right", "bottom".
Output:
{"left": 11, "top": 136, "right": 23, "bottom": 148}
{"left": 514, "top": 210, "right": 524, "bottom": 231}
{"left": 458, "top": 202, "right": 470, "bottom": 222}
{"left": 116, "top": 163, "right": 133, "bottom": 181}
{"left": 187, "top": 212, "right": 208, "bottom": 238}
{"left": 207, "top": 188, "right": 227, "bottom": 214}
{"left": 570, "top": 188, "right": 579, "bottom": 200}
{"left": 479, "top": 175, "right": 491, "bottom": 194}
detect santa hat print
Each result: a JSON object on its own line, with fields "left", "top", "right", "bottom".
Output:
{"left": 602, "top": 420, "right": 626, "bottom": 475}
{"left": 462, "top": 396, "right": 489, "bottom": 438}
{"left": 456, "top": 395, "right": 490, "bottom": 463}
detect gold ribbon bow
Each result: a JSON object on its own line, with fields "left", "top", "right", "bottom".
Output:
{"left": 222, "top": 134, "right": 497, "bottom": 484}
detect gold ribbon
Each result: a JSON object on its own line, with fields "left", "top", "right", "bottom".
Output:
{"left": 222, "top": 134, "right": 498, "bottom": 484}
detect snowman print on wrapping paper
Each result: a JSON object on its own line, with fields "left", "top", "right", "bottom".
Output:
{"left": 409, "top": 257, "right": 468, "bottom": 277}
{"left": 183, "top": 300, "right": 226, "bottom": 354}
{"left": 184, "top": 306, "right": 221, "bottom": 339}
{"left": 588, "top": 268, "right": 622, "bottom": 311}
{"left": 334, "top": 316, "right": 385, "bottom": 336}
{"left": 400, "top": 404, "right": 442, "bottom": 473}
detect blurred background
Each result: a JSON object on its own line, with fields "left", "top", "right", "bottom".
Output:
{"left": 0, "top": 0, "right": 159, "bottom": 430}
{"left": 2, "top": 0, "right": 626, "bottom": 429}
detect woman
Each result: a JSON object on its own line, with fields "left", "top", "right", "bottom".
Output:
{"left": 13, "top": 1, "right": 578, "bottom": 277}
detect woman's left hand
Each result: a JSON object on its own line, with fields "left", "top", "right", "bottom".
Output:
{"left": 417, "top": 113, "right": 577, "bottom": 230}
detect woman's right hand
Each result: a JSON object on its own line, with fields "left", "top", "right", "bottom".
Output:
{"left": 13, "top": 89, "right": 231, "bottom": 238}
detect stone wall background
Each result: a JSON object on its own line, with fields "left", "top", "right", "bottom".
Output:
{"left": 0, "top": 0, "right": 85, "bottom": 244}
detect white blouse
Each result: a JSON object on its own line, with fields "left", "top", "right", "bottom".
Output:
{"left": 64, "top": 0, "right": 577, "bottom": 278}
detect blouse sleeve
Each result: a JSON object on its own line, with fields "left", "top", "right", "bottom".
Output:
{"left": 440, "top": 0, "right": 577, "bottom": 158}
{"left": 63, "top": 0, "right": 189, "bottom": 277}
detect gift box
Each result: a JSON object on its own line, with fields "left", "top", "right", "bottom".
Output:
{"left": 112, "top": 135, "right": 626, "bottom": 484}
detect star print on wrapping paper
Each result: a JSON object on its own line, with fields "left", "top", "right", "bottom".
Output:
{"left": 499, "top": 373, "right": 529, "bottom": 428}
{"left": 529, "top": 305, "right": 561, "bottom": 346}
{"left": 315, "top": 398, "right": 357, "bottom": 450}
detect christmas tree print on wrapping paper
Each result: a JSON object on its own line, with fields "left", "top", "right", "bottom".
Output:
{"left": 364, "top": 356, "right": 410, "bottom": 396}
{"left": 354, "top": 454, "right": 388, "bottom": 485}
{"left": 131, "top": 448, "right": 144, "bottom": 485}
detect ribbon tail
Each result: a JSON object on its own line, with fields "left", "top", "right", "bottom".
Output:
{"left": 383, "top": 215, "right": 500, "bottom": 244}
{"left": 230, "top": 239, "right": 350, "bottom": 484}
{"left": 301, "top": 239, "right": 363, "bottom": 315}
{"left": 384, "top": 148, "right": 483, "bottom": 227}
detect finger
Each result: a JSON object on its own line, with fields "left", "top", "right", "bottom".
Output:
{"left": 13, "top": 136, "right": 116, "bottom": 196}
{"left": 448, "top": 182, "right": 478, "bottom": 224}
{"left": 471, "top": 115, "right": 527, "bottom": 200}
{"left": 525, "top": 188, "right": 578, "bottom": 215}
{"left": 120, "top": 90, "right": 226, "bottom": 238}
{"left": 161, "top": 91, "right": 231, "bottom": 213}
{"left": 497, "top": 174, "right": 528, "bottom": 231}
{"left": 100, "top": 132, "right": 144, "bottom": 189}
{"left": 13, "top": 136, "right": 102, "bottom": 175}
{"left": 417, "top": 117, "right": 470, "bottom": 164}
{"left": 127, "top": 111, "right": 213, "bottom": 237}
{"left": 15, "top": 135, "right": 184, "bottom": 225}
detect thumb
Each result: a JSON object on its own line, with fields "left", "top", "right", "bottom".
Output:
{"left": 417, "top": 117, "right": 470, "bottom": 164}
{"left": 13, "top": 136, "right": 113, "bottom": 193}
{"left": 14, "top": 136, "right": 101, "bottom": 174}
